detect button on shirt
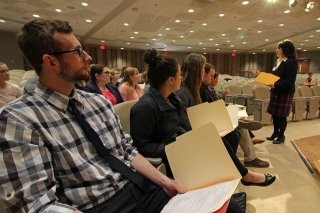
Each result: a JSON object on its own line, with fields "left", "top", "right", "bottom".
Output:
{"left": 0, "top": 83, "right": 137, "bottom": 212}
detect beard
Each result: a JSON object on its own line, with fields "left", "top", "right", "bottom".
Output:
{"left": 58, "top": 60, "right": 90, "bottom": 82}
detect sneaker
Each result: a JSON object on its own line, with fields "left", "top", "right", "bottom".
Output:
{"left": 238, "top": 119, "right": 263, "bottom": 131}
{"left": 244, "top": 158, "right": 269, "bottom": 168}
{"left": 252, "top": 137, "right": 265, "bottom": 145}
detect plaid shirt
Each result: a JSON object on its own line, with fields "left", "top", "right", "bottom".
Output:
{"left": 0, "top": 83, "right": 137, "bottom": 212}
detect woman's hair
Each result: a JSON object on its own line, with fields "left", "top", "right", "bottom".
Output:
{"left": 122, "top": 67, "right": 138, "bottom": 86}
{"left": 213, "top": 72, "right": 219, "bottom": 79}
{"left": 204, "top": 63, "right": 215, "bottom": 74}
{"left": 181, "top": 53, "right": 206, "bottom": 105}
{"left": 278, "top": 39, "right": 296, "bottom": 59}
{"left": 144, "top": 49, "right": 179, "bottom": 89}
{"left": 89, "top": 64, "right": 104, "bottom": 83}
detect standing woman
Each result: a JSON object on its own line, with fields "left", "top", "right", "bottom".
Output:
{"left": 84, "top": 64, "right": 123, "bottom": 105}
{"left": 267, "top": 40, "right": 298, "bottom": 144}
{"left": 119, "top": 67, "right": 143, "bottom": 101}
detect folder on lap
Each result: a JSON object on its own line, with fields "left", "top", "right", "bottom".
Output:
{"left": 162, "top": 123, "right": 241, "bottom": 212}
{"left": 255, "top": 72, "right": 280, "bottom": 85}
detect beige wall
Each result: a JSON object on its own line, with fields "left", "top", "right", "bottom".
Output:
{"left": 0, "top": 30, "right": 24, "bottom": 69}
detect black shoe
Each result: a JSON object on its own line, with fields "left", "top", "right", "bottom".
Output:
{"left": 266, "top": 134, "right": 278, "bottom": 141}
{"left": 241, "top": 174, "right": 276, "bottom": 187}
{"left": 273, "top": 136, "right": 285, "bottom": 144}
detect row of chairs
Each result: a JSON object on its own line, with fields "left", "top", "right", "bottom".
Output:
{"left": 8, "top": 69, "right": 37, "bottom": 89}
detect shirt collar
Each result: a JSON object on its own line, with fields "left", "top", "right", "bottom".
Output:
{"left": 149, "top": 87, "right": 177, "bottom": 111}
{"left": 34, "top": 82, "right": 82, "bottom": 113}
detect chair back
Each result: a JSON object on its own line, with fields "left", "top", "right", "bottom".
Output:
{"left": 241, "top": 85, "right": 253, "bottom": 97}
{"left": 311, "top": 85, "right": 320, "bottom": 96}
{"left": 253, "top": 86, "right": 270, "bottom": 100}
{"left": 113, "top": 100, "right": 138, "bottom": 134}
{"left": 298, "top": 86, "right": 313, "bottom": 97}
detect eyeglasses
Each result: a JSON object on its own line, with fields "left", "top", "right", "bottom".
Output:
{"left": 48, "top": 46, "right": 85, "bottom": 57}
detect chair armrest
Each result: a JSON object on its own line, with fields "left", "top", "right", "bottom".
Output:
{"left": 146, "top": 157, "right": 162, "bottom": 166}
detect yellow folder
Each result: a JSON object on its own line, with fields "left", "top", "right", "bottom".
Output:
{"left": 255, "top": 72, "right": 280, "bottom": 85}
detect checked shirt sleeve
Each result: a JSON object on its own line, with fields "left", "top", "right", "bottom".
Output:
{"left": 0, "top": 115, "right": 76, "bottom": 213}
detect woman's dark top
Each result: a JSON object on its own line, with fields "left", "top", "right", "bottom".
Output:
{"left": 84, "top": 82, "right": 123, "bottom": 104}
{"left": 130, "top": 87, "right": 191, "bottom": 158}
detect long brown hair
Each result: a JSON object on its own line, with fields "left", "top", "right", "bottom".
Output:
{"left": 181, "top": 53, "right": 206, "bottom": 104}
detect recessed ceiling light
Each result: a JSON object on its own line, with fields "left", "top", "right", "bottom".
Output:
{"left": 215, "top": 43, "right": 219, "bottom": 46}
{"left": 257, "top": 30, "right": 262, "bottom": 33}
{"left": 237, "top": 27, "right": 242, "bottom": 30}
{"left": 279, "top": 23, "right": 284, "bottom": 27}
{"left": 130, "top": 36, "right": 134, "bottom": 39}
{"left": 209, "top": 38, "right": 213, "bottom": 41}
{"left": 188, "top": 47, "right": 191, "bottom": 49}
{"left": 165, "top": 28, "right": 170, "bottom": 31}
{"left": 221, "top": 33, "right": 226, "bottom": 36}
{"left": 146, "top": 44, "right": 150, "bottom": 46}
{"left": 265, "top": 38, "right": 269, "bottom": 41}
{"left": 203, "top": 53, "right": 207, "bottom": 54}
{"left": 134, "top": 32, "right": 139, "bottom": 34}
{"left": 180, "top": 35, "right": 184, "bottom": 38}
{"left": 0, "top": 19, "right": 5, "bottom": 23}
{"left": 242, "top": 1, "right": 250, "bottom": 5}
{"left": 85, "top": 19, "right": 92, "bottom": 23}
{"left": 257, "top": 20, "right": 263, "bottom": 23}
{"left": 172, "top": 40, "right": 176, "bottom": 42}
{"left": 158, "top": 34, "right": 162, "bottom": 36}
{"left": 188, "top": 9, "right": 194, "bottom": 13}
{"left": 199, "top": 42, "right": 203, "bottom": 45}
{"left": 309, "top": 35, "right": 314, "bottom": 37}
{"left": 297, "top": 47, "right": 301, "bottom": 49}
{"left": 124, "top": 23, "right": 129, "bottom": 26}
{"left": 216, "top": 49, "right": 220, "bottom": 51}
{"left": 240, "top": 36, "right": 244, "bottom": 38}
{"left": 300, "top": 43, "right": 304, "bottom": 46}
{"left": 303, "top": 50, "right": 307, "bottom": 52}
{"left": 55, "top": 9, "right": 62, "bottom": 13}
{"left": 226, "top": 40, "right": 231, "bottom": 43}
{"left": 203, "top": 47, "right": 206, "bottom": 50}
{"left": 230, "top": 45, "right": 234, "bottom": 47}
{"left": 219, "top": 13, "right": 224, "bottom": 17}
{"left": 317, "top": 17, "right": 320, "bottom": 21}
{"left": 152, "top": 38, "right": 156, "bottom": 41}
{"left": 304, "top": 40, "right": 309, "bottom": 42}
{"left": 233, "top": 50, "right": 237, "bottom": 52}
{"left": 189, "top": 30, "right": 194, "bottom": 33}
{"left": 202, "top": 23, "right": 207, "bottom": 26}
{"left": 81, "top": 2, "right": 88, "bottom": 6}
{"left": 175, "top": 19, "right": 181, "bottom": 23}
{"left": 262, "top": 49, "right": 266, "bottom": 51}
{"left": 317, "top": 47, "right": 320, "bottom": 48}
{"left": 284, "top": 10, "right": 290, "bottom": 14}
{"left": 252, "top": 53, "right": 256, "bottom": 55}
{"left": 126, "top": 42, "right": 130, "bottom": 45}
{"left": 267, "top": 0, "right": 277, "bottom": 3}
{"left": 242, "top": 41, "right": 247, "bottom": 44}
{"left": 33, "top": 14, "right": 40, "bottom": 18}
{"left": 101, "top": 40, "right": 105, "bottom": 43}
{"left": 164, "top": 44, "right": 167, "bottom": 47}
{"left": 120, "top": 48, "right": 124, "bottom": 50}
{"left": 316, "top": 29, "right": 320, "bottom": 32}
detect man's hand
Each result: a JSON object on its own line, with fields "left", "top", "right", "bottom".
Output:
{"left": 161, "top": 177, "right": 186, "bottom": 197}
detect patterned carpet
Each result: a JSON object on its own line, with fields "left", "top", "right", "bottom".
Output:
{"left": 292, "top": 135, "right": 320, "bottom": 173}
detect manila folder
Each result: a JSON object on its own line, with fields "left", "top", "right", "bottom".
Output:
{"left": 163, "top": 123, "right": 241, "bottom": 212}
{"left": 255, "top": 72, "right": 280, "bottom": 85}
{"left": 187, "top": 99, "right": 234, "bottom": 136}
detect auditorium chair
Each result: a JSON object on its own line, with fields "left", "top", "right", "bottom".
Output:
{"left": 298, "top": 86, "right": 320, "bottom": 119}
{"left": 113, "top": 100, "right": 162, "bottom": 166}
{"left": 252, "top": 85, "right": 272, "bottom": 125}
{"left": 291, "top": 92, "right": 307, "bottom": 121}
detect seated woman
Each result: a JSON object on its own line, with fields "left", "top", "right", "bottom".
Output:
{"left": 109, "top": 69, "right": 121, "bottom": 87}
{"left": 0, "top": 62, "right": 22, "bottom": 106}
{"left": 131, "top": 49, "right": 275, "bottom": 188}
{"left": 119, "top": 67, "right": 143, "bottom": 101}
{"left": 84, "top": 64, "right": 123, "bottom": 105}
{"left": 303, "top": 72, "right": 317, "bottom": 87}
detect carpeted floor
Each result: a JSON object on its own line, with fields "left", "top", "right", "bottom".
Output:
{"left": 292, "top": 135, "right": 320, "bottom": 172}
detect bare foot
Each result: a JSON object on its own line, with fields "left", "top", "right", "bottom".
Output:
{"left": 241, "top": 170, "right": 266, "bottom": 183}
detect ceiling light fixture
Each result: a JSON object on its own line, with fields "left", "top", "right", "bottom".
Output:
{"left": 289, "top": 0, "right": 298, "bottom": 7}
{"left": 242, "top": 1, "right": 250, "bottom": 5}
{"left": 305, "top": 1, "right": 315, "bottom": 12}
{"left": 0, "top": 19, "right": 6, "bottom": 23}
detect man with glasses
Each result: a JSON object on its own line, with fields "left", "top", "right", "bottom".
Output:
{"left": 0, "top": 62, "right": 22, "bottom": 106}
{"left": 0, "top": 19, "right": 184, "bottom": 212}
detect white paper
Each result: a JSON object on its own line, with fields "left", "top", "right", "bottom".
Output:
{"left": 226, "top": 105, "right": 239, "bottom": 129}
{"left": 161, "top": 179, "right": 240, "bottom": 213}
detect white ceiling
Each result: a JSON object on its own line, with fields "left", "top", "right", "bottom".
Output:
{"left": 0, "top": 0, "right": 319, "bottom": 53}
